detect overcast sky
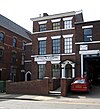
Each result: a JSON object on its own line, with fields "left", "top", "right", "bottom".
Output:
{"left": 0, "top": 0, "right": 100, "bottom": 32}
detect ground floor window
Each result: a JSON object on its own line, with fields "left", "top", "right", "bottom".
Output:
{"left": 52, "top": 64, "right": 60, "bottom": 78}
{"left": 39, "top": 64, "right": 45, "bottom": 79}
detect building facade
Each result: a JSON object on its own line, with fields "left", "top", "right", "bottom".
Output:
{"left": 75, "top": 20, "right": 100, "bottom": 85}
{"left": 0, "top": 14, "right": 32, "bottom": 82}
{"left": 30, "top": 11, "right": 83, "bottom": 82}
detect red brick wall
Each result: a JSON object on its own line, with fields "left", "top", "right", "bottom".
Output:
{"left": 61, "top": 78, "right": 72, "bottom": 97}
{"left": 0, "top": 26, "right": 31, "bottom": 81}
{"left": 6, "top": 78, "right": 49, "bottom": 95}
{"left": 31, "top": 12, "right": 83, "bottom": 81}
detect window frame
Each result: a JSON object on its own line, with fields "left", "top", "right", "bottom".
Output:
{"left": 52, "top": 38, "right": 60, "bottom": 54}
{"left": 39, "top": 24, "right": 46, "bottom": 32}
{"left": 64, "top": 20, "right": 72, "bottom": 29}
{"left": 38, "top": 40, "right": 46, "bottom": 55}
{"left": 52, "top": 22, "right": 60, "bottom": 30}
{"left": 83, "top": 28, "right": 92, "bottom": 42}
{"left": 39, "top": 64, "right": 45, "bottom": 79}
{"left": 0, "top": 32, "right": 4, "bottom": 43}
{"left": 64, "top": 37, "right": 72, "bottom": 54}
{"left": 12, "top": 37, "right": 17, "bottom": 47}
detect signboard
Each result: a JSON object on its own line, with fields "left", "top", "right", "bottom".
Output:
{"left": 34, "top": 55, "right": 60, "bottom": 62}
{"left": 80, "top": 45, "right": 88, "bottom": 51}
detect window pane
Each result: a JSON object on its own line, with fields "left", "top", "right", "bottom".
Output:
{"left": 39, "top": 40, "right": 46, "bottom": 55}
{"left": 84, "top": 29, "right": 92, "bottom": 42}
{"left": 64, "top": 37, "right": 72, "bottom": 53}
{"left": 64, "top": 20, "right": 72, "bottom": 29}
{"left": 0, "top": 32, "right": 4, "bottom": 43}
{"left": 53, "top": 22, "right": 60, "bottom": 30}
{"left": 52, "top": 39, "right": 60, "bottom": 54}
{"left": 13, "top": 38, "right": 17, "bottom": 47}
{"left": 39, "top": 64, "right": 45, "bottom": 79}
{"left": 39, "top": 24, "right": 46, "bottom": 31}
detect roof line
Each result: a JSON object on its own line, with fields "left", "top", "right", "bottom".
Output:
{"left": 30, "top": 10, "right": 82, "bottom": 22}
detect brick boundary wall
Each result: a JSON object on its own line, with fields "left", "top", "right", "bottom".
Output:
{"left": 61, "top": 78, "right": 72, "bottom": 97}
{"left": 6, "top": 78, "right": 49, "bottom": 95}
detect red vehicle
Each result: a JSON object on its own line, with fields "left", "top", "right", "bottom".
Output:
{"left": 70, "top": 77, "right": 92, "bottom": 92}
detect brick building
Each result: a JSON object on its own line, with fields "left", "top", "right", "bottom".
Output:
{"left": 30, "top": 11, "right": 83, "bottom": 87}
{"left": 0, "top": 14, "right": 32, "bottom": 82}
{"left": 75, "top": 20, "right": 100, "bottom": 85}
{"left": 24, "top": 42, "right": 32, "bottom": 81}
{"left": 4, "top": 11, "right": 100, "bottom": 95}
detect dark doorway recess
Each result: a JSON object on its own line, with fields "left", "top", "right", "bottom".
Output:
{"left": 84, "top": 55, "right": 100, "bottom": 85}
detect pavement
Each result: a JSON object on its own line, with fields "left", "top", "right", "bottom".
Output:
{"left": 0, "top": 93, "right": 58, "bottom": 101}
{"left": 0, "top": 92, "right": 99, "bottom": 104}
{"left": 0, "top": 86, "right": 100, "bottom": 104}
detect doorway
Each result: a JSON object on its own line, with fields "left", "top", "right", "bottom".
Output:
{"left": 25, "top": 71, "right": 31, "bottom": 81}
{"left": 84, "top": 56, "right": 100, "bottom": 85}
{"left": 65, "top": 64, "right": 72, "bottom": 78}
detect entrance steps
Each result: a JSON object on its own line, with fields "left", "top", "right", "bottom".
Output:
{"left": 49, "top": 87, "right": 61, "bottom": 96}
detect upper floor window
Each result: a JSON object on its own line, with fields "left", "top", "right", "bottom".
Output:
{"left": 0, "top": 32, "right": 4, "bottom": 43}
{"left": 39, "top": 24, "right": 46, "bottom": 32}
{"left": 0, "top": 49, "right": 4, "bottom": 63}
{"left": 39, "top": 40, "right": 46, "bottom": 55}
{"left": 64, "top": 37, "right": 72, "bottom": 53}
{"left": 64, "top": 20, "right": 72, "bottom": 29}
{"left": 63, "top": 17, "right": 73, "bottom": 29}
{"left": 84, "top": 28, "right": 92, "bottom": 42}
{"left": 63, "top": 34, "right": 73, "bottom": 54}
{"left": 52, "top": 22, "right": 60, "bottom": 30}
{"left": 12, "top": 37, "right": 17, "bottom": 47}
{"left": 38, "top": 21, "right": 47, "bottom": 32}
{"left": 51, "top": 19, "right": 61, "bottom": 30}
{"left": 52, "top": 39, "right": 60, "bottom": 54}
